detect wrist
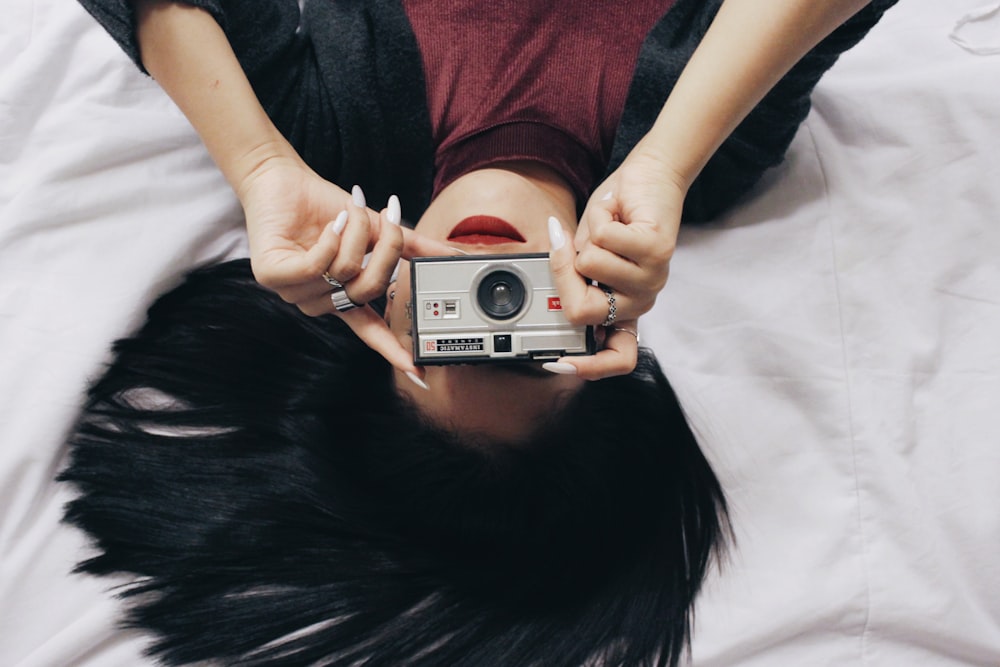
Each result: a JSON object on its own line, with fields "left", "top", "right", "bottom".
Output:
{"left": 229, "top": 135, "right": 306, "bottom": 200}
{"left": 627, "top": 137, "right": 693, "bottom": 197}
{"left": 133, "top": 1, "right": 301, "bottom": 199}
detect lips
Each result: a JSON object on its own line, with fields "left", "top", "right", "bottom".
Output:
{"left": 448, "top": 216, "right": 526, "bottom": 245}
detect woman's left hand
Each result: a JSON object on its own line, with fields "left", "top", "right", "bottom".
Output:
{"left": 545, "top": 145, "right": 686, "bottom": 379}
{"left": 547, "top": 217, "right": 640, "bottom": 380}
{"left": 574, "top": 144, "right": 687, "bottom": 321}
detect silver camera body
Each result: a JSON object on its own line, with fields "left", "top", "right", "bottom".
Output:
{"left": 410, "top": 253, "right": 595, "bottom": 364}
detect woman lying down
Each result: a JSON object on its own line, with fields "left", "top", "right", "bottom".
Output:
{"left": 60, "top": 0, "right": 895, "bottom": 665}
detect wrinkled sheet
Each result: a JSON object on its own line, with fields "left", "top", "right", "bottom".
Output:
{"left": 1, "top": 0, "right": 998, "bottom": 664}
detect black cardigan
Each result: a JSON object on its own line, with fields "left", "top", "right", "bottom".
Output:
{"left": 78, "top": 0, "right": 897, "bottom": 220}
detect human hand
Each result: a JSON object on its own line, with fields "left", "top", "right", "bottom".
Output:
{"left": 237, "top": 158, "right": 452, "bottom": 381}
{"left": 573, "top": 145, "right": 687, "bottom": 322}
{"left": 546, "top": 216, "right": 640, "bottom": 380}
{"left": 544, "top": 145, "right": 686, "bottom": 380}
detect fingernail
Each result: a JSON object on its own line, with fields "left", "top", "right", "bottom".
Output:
{"left": 548, "top": 216, "right": 566, "bottom": 251}
{"left": 601, "top": 190, "right": 613, "bottom": 201}
{"left": 405, "top": 371, "right": 430, "bottom": 390}
{"left": 352, "top": 184, "right": 366, "bottom": 208}
{"left": 542, "top": 362, "right": 577, "bottom": 375}
{"left": 387, "top": 194, "right": 401, "bottom": 225}
{"left": 448, "top": 246, "right": 471, "bottom": 255}
{"left": 331, "top": 210, "right": 348, "bottom": 235}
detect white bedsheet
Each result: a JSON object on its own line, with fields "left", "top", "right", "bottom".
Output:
{"left": 2, "top": 0, "right": 998, "bottom": 665}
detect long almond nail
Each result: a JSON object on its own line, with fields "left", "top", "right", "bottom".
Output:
{"left": 387, "top": 194, "right": 401, "bottom": 225}
{"left": 405, "top": 371, "right": 430, "bottom": 390}
{"left": 548, "top": 216, "right": 566, "bottom": 251}
{"left": 331, "top": 210, "right": 348, "bottom": 234}
{"left": 352, "top": 184, "right": 366, "bottom": 208}
{"left": 542, "top": 362, "right": 577, "bottom": 375}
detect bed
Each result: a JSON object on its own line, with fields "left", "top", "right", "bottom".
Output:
{"left": 2, "top": 0, "right": 998, "bottom": 664}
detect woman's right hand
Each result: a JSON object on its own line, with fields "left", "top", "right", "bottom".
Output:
{"left": 236, "top": 155, "right": 452, "bottom": 379}
{"left": 128, "top": 3, "right": 451, "bottom": 382}
{"left": 238, "top": 153, "right": 360, "bottom": 293}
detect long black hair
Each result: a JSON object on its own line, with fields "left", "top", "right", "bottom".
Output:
{"left": 60, "top": 259, "right": 728, "bottom": 667}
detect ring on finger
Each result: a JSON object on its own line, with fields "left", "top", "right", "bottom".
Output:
{"left": 611, "top": 326, "right": 640, "bottom": 343}
{"left": 600, "top": 285, "right": 617, "bottom": 327}
{"left": 330, "top": 287, "right": 362, "bottom": 312}
{"left": 322, "top": 271, "right": 342, "bottom": 288}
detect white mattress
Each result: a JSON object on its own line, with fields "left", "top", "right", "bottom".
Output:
{"left": 2, "top": 1, "right": 998, "bottom": 665}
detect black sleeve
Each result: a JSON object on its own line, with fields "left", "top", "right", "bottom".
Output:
{"left": 76, "top": 0, "right": 344, "bottom": 186}
{"left": 77, "top": 0, "right": 303, "bottom": 90}
{"left": 610, "top": 0, "right": 900, "bottom": 222}
{"left": 683, "top": 0, "right": 899, "bottom": 221}
{"left": 77, "top": 0, "right": 228, "bottom": 73}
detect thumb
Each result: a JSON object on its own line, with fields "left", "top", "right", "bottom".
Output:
{"left": 547, "top": 216, "right": 588, "bottom": 325}
{"left": 576, "top": 188, "right": 616, "bottom": 247}
{"left": 549, "top": 215, "right": 621, "bottom": 326}
{"left": 547, "top": 215, "right": 577, "bottom": 279}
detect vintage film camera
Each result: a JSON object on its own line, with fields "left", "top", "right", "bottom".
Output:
{"left": 410, "top": 253, "right": 596, "bottom": 364}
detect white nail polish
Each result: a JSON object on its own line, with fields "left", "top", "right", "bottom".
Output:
{"left": 548, "top": 216, "right": 566, "bottom": 251}
{"left": 387, "top": 194, "right": 401, "bottom": 225}
{"left": 601, "top": 190, "right": 614, "bottom": 201}
{"left": 352, "top": 184, "right": 366, "bottom": 208}
{"left": 405, "top": 371, "right": 430, "bottom": 390}
{"left": 331, "top": 210, "right": 348, "bottom": 234}
{"left": 542, "top": 362, "right": 577, "bottom": 375}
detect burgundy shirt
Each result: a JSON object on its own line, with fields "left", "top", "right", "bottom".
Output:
{"left": 401, "top": 0, "right": 677, "bottom": 202}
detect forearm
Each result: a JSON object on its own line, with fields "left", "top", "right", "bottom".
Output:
{"left": 644, "top": 0, "right": 872, "bottom": 190}
{"left": 133, "top": 0, "right": 299, "bottom": 195}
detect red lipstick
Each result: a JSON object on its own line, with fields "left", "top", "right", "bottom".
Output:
{"left": 448, "top": 216, "right": 526, "bottom": 245}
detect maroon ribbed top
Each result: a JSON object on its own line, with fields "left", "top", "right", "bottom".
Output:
{"left": 401, "top": 1, "right": 676, "bottom": 202}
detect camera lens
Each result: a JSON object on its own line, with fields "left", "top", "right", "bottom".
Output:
{"left": 477, "top": 269, "right": 525, "bottom": 320}
{"left": 492, "top": 283, "right": 513, "bottom": 306}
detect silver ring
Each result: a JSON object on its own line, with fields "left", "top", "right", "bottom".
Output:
{"left": 601, "top": 287, "right": 617, "bottom": 327}
{"left": 330, "top": 288, "right": 360, "bottom": 312}
{"left": 612, "top": 326, "right": 640, "bottom": 343}
{"left": 324, "top": 272, "right": 361, "bottom": 312}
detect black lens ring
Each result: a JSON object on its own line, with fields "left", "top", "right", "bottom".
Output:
{"left": 476, "top": 269, "right": 525, "bottom": 320}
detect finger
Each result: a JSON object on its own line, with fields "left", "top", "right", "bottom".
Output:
{"left": 338, "top": 305, "right": 422, "bottom": 376}
{"left": 354, "top": 193, "right": 457, "bottom": 260}
{"left": 327, "top": 191, "right": 372, "bottom": 282}
{"left": 343, "top": 200, "right": 405, "bottom": 305}
{"left": 574, "top": 242, "right": 655, "bottom": 293}
{"left": 296, "top": 293, "right": 421, "bottom": 376}
{"left": 580, "top": 188, "right": 678, "bottom": 269}
{"left": 275, "top": 280, "right": 340, "bottom": 307}
{"left": 400, "top": 227, "right": 466, "bottom": 259}
{"left": 575, "top": 187, "right": 617, "bottom": 247}
{"left": 575, "top": 244, "right": 668, "bottom": 299}
{"left": 253, "top": 213, "right": 345, "bottom": 290}
{"left": 548, "top": 216, "right": 641, "bottom": 325}
{"left": 583, "top": 206, "right": 659, "bottom": 263}
{"left": 575, "top": 217, "right": 591, "bottom": 250}
{"left": 544, "top": 320, "right": 640, "bottom": 381}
